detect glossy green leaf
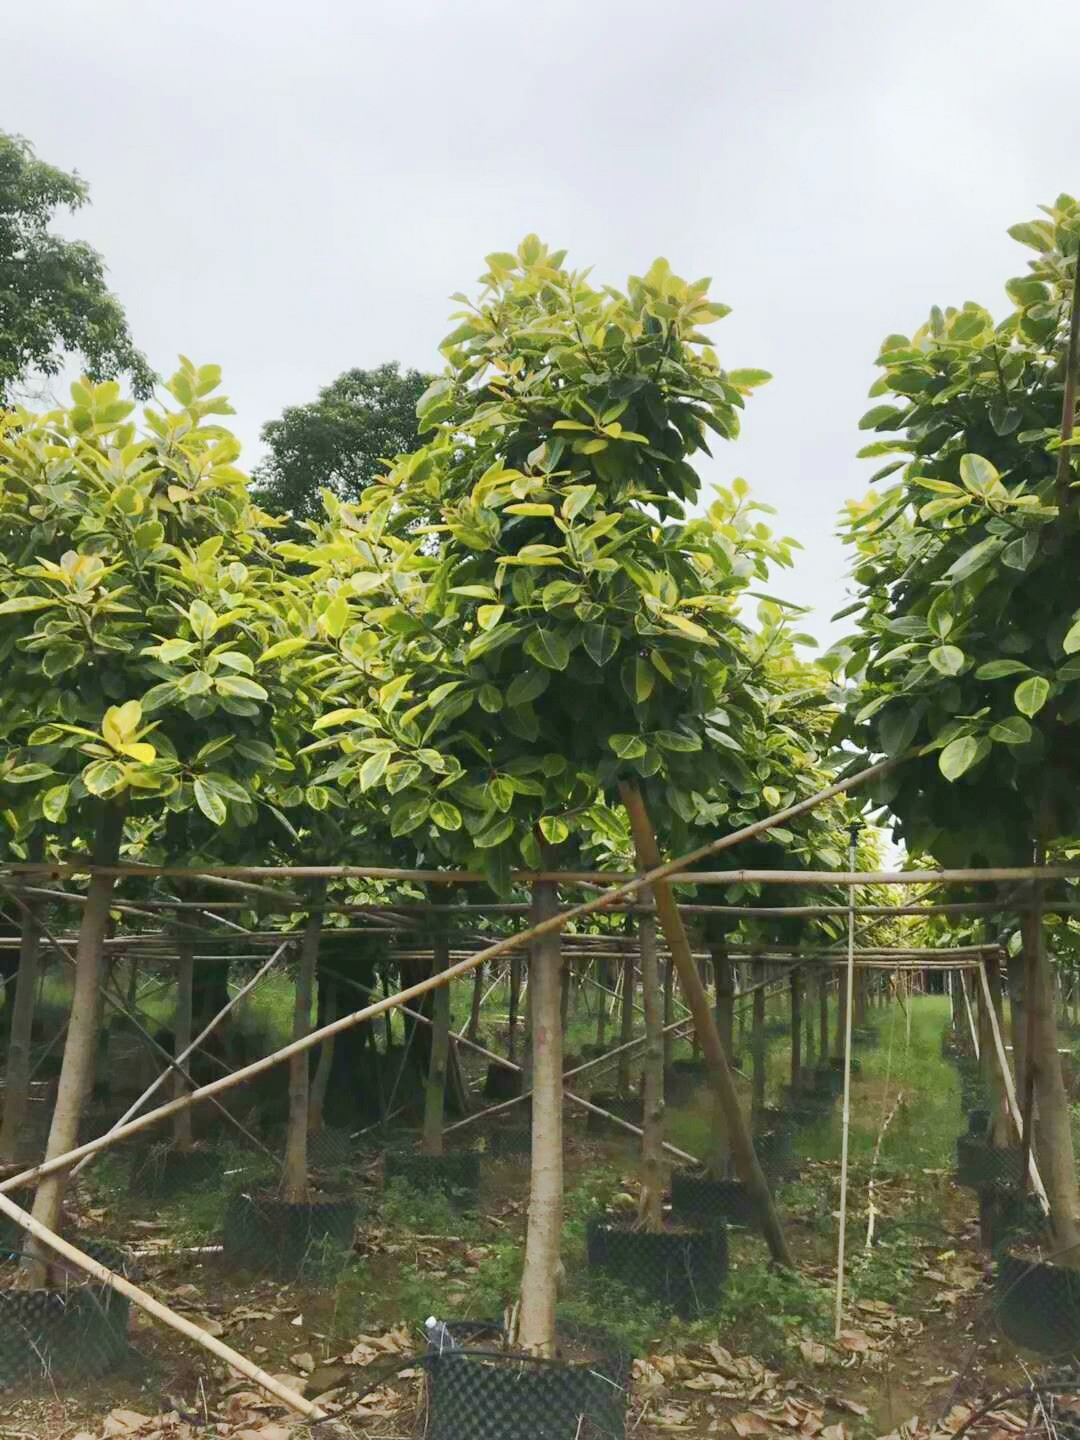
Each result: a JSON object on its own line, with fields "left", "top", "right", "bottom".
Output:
{"left": 1014, "top": 675, "right": 1050, "bottom": 717}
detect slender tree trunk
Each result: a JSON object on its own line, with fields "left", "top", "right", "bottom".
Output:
{"left": 173, "top": 944, "right": 195, "bottom": 1152}
{"left": 594, "top": 957, "right": 608, "bottom": 1050}
{"left": 126, "top": 956, "right": 139, "bottom": 1011}
{"left": 835, "top": 959, "right": 848, "bottom": 1059}
{"left": 819, "top": 972, "right": 829, "bottom": 1065}
{"left": 559, "top": 956, "right": 570, "bottom": 1039}
{"left": 508, "top": 951, "right": 521, "bottom": 1063}
{"left": 467, "top": 961, "right": 484, "bottom": 1044}
{"left": 803, "top": 975, "right": 816, "bottom": 1071}
{"left": 422, "top": 928, "right": 451, "bottom": 1157}
{"left": 1007, "top": 946, "right": 1026, "bottom": 1090}
{"left": 986, "top": 953, "right": 1011, "bottom": 1148}
{"left": 0, "top": 889, "right": 42, "bottom": 1163}
{"left": 309, "top": 978, "right": 336, "bottom": 1133}
{"left": 26, "top": 806, "right": 122, "bottom": 1285}
{"left": 752, "top": 977, "right": 766, "bottom": 1115}
{"left": 617, "top": 952, "right": 634, "bottom": 1094}
{"left": 1024, "top": 898, "right": 1080, "bottom": 1261}
{"left": 712, "top": 941, "right": 734, "bottom": 1060}
{"left": 283, "top": 885, "right": 324, "bottom": 1204}
{"left": 381, "top": 969, "right": 394, "bottom": 1052}
{"left": 620, "top": 781, "right": 792, "bottom": 1267}
{"left": 662, "top": 957, "right": 674, "bottom": 1074}
{"left": 790, "top": 968, "right": 803, "bottom": 1091}
{"left": 518, "top": 879, "right": 563, "bottom": 1355}
{"left": 638, "top": 896, "right": 663, "bottom": 1231}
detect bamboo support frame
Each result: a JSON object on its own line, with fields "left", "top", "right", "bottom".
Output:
{"left": 975, "top": 960, "right": 1050, "bottom": 1213}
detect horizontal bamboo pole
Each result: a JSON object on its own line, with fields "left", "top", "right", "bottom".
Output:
{"left": 0, "top": 754, "right": 901, "bottom": 1193}
{"left": 0, "top": 1190, "right": 324, "bottom": 1421}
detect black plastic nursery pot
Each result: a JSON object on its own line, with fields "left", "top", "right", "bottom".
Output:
{"left": 955, "top": 1136, "right": 1025, "bottom": 1193}
{"left": 995, "top": 1252, "right": 1080, "bottom": 1355}
{"left": 423, "top": 1320, "right": 632, "bottom": 1440}
{"left": 0, "top": 1282, "right": 130, "bottom": 1386}
{"left": 670, "top": 1169, "right": 762, "bottom": 1229}
{"left": 222, "top": 1191, "right": 356, "bottom": 1277}
{"left": 484, "top": 1064, "right": 523, "bottom": 1102}
{"left": 308, "top": 1125, "right": 354, "bottom": 1170}
{"left": 985, "top": 1191, "right": 1045, "bottom": 1252}
{"left": 383, "top": 1149, "right": 481, "bottom": 1202}
{"left": 755, "top": 1129, "right": 799, "bottom": 1182}
{"left": 966, "top": 1108, "right": 991, "bottom": 1138}
{"left": 586, "top": 1093, "right": 644, "bottom": 1136}
{"left": 585, "top": 1218, "right": 727, "bottom": 1318}
{"left": 129, "top": 1143, "right": 223, "bottom": 1197}
{"left": 753, "top": 1106, "right": 798, "bottom": 1138}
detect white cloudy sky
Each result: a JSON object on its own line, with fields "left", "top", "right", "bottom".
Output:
{"left": 8, "top": 0, "right": 1080, "bottom": 643}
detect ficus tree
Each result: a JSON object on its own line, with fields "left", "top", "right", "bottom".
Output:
{"left": 833, "top": 195, "right": 1080, "bottom": 1255}
{"left": 0, "top": 363, "right": 301, "bottom": 1276}
{"left": 297, "top": 237, "right": 802, "bottom": 1333}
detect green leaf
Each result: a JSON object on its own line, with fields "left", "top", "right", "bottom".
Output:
{"left": 194, "top": 775, "right": 227, "bottom": 824}
{"left": 507, "top": 669, "right": 550, "bottom": 706}
{"left": 0, "top": 595, "right": 58, "bottom": 614}
{"left": 944, "top": 535, "right": 1001, "bottom": 582}
{"left": 478, "top": 683, "right": 503, "bottom": 713}
{"left": 859, "top": 404, "right": 905, "bottom": 430}
{"left": 653, "top": 730, "right": 702, "bottom": 753}
{"left": 959, "top": 453, "right": 1003, "bottom": 497}
{"left": 523, "top": 628, "right": 570, "bottom": 671}
{"left": 259, "top": 636, "right": 310, "bottom": 663}
{"left": 989, "top": 715, "right": 1032, "bottom": 745}
{"left": 214, "top": 675, "right": 268, "bottom": 701}
{"left": 477, "top": 604, "right": 505, "bottom": 631}
{"left": 938, "top": 734, "right": 979, "bottom": 781}
{"left": 538, "top": 814, "right": 570, "bottom": 844}
{"left": 358, "top": 749, "right": 392, "bottom": 790}
{"left": 188, "top": 599, "right": 218, "bottom": 640}
{"left": 1014, "top": 675, "right": 1050, "bottom": 717}
{"left": 583, "top": 622, "right": 618, "bottom": 666}
{"left": 927, "top": 592, "right": 954, "bottom": 639}
{"left": 609, "top": 733, "right": 647, "bottom": 759}
{"left": 976, "top": 659, "right": 1031, "bottom": 679}
{"left": 726, "top": 369, "right": 772, "bottom": 388}
{"left": 390, "top": 794, "right": 429, "bottom": 836}
{"left": 83, "top": 759, "right": 125, "bottom": 796}
{"left": 6, "top": 763, "right": 53, "bottom": 783}
{"left": 1062, "top": 616, "right": 1080, "bottom": 655}
{"left": 430, "top": 800, "right": 463, "bottom": 830}
{"left": 474, "top": 814, "right": 515, "bottom": 848}
{"left": 42, "top": 643, "right": 82, "bottom": 678}
{"left": 41, "top": 783, "right": 69, "bottom": 822}
{"left": 634, "top": 657, "right": 655, "bottom": 703}
{"left": 879, "top": 705, "right": 921, "bottom": 757}
{"left": 928, "top": 644, "right": 965, "bottom": 676}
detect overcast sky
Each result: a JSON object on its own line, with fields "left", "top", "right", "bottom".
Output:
{"left": 8, "top": 0, "right": 1080, "bottom": 644}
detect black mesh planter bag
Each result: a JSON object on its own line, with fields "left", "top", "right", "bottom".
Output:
{"left": 755, "top": 1129, "right": 799, "bottom": 1182}
{"left": 995, "top": 1252, "right": 1080, "bottom": 1355}
{"left": 966, "top": 1108, "right": 991, "bottom": 1138}
{"left": 129, "top": 1143, "right": 222, "bottom": 1197}
{"left": 0, "top": 1282, "right": 130, "bottom": 1386}
{"left": 308, "top": 1126, "right": 354, "bottom": 1170}
{"left": 585, "top": 1219, "right": 727, "bottom": 1318}
{"left": 384, "top": 1150, "right": 481, "bottom": 1202}
{"left": 487, "top": 1122, "right": 532, "bottom": 1161}
{"left": 222, "top": 1191, "right": 356, "bottom": 1277}
{"left": 670, "top": 1170, "right": 761, "bottom": 1229}
{"left": 585, "top": 1094, "right": 643, "bottom": 1136}
{"left": 753, "top": 1107, "right": 799, "bottom": 1139}
{"left": 955, "top": 1136, "right": 1025, "bottom": 1192}
{"left": 484, "top": 1065, "right": 523, "bottom": 1102}
{"left": 851, "top": 1026, "right": 879, "bottom": 1050}
{"left": 422, "top": 1320, "right": 631, "bottom": 1440}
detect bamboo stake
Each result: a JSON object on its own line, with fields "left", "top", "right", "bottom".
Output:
{"left": 975, "top": 958, "right": 1050, "bottom": 1213}
{"left": 0, "top": 1190, "right": 324, "bottom": 1420}
{"left": 835, "top": 823, "right": 860, "bottom": 1340}
{"left": 960, "top": 972, "right": 981, "bottom": 1059}
{"left": 0, "top": 754, "right": 902, "bottom": 1196}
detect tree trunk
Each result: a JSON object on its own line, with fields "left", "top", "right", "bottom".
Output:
{"left": 638, "top": 896, "right": 663, "bottom": 1231}
{"left": 819, "top": 972, "right": 829, "bottom": 1064}
{"left": 1024, "top": 899, "right": 1080, "bottom": 1260}
{"left": 0, "top": 890, "right": 42, "bottom": 1163}
{"left": 26, "top": 805, "right": 122, "bottom": 1285}
{"left": 617, "top": 952, "right": 634, "bottom": 1094}
{"left": 790, "top": 968, "right": 803, "bottom": 1090}
{"left": 752, "top": 977, "right": 766, "bottom": 1116}
{"left": 662, "top": 957, "right": 674, "bottom": 1074}
{"left": 422, "top": 930, "right": 451, "bottom": 1157}
{"left": 309, "top": 978, "right": 336, "bottom": 1133}
{"left": 594, "top": 956, "right": 608, "bottom": 1050}
{"left": 620, "top": 781, "right": 793, "bottom": 1268}
{"left": 508, "top": 951, "right": 521, "bottom": 1063}
{"left": 173, "top": 944, "right": 195, "bottom": 1152}
{"left": 283, "top": 886, "right": 324, "bottom": 1204}
{"left": 1007, "top": 946, "right": 1026, "bottom": 1090}
{"left": 467, "top": 961, "right": 484, "bottom": 1043}
{"left": 712, "top": 942, "right": 734, "bottom": 1060}
{"left": 803, "top": 974, "right": 816, "bottom": 1070}
{"left": 518, "top": 879, "right": 563, "bottom": 1355}
{"left": 381, "top": 969, "right": 394, "bottom": 1052}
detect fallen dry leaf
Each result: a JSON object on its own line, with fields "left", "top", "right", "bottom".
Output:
{"left": 289, "top": 1351, "right": 315, "bottom": 1374}
{"left": 837, "top": 1330, "right": 871, "bottom": 1353}
{"left": 731, "top": 1412, "right": 774, "bottom": 1436}
{"left": 821, "top": 1425, "right": 847, "bottom": 1440}
{"left": 800, "top": 1339, "right": 831, "bottom": 1366}
{"left": 103, "top": 1411, "right": 154, "bottom": 1436}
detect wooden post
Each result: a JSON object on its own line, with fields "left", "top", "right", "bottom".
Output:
{"left": 638, "top": 894, "right": 663, "bottom": 1231}
{"left": 620, "top": 781, "right": 793, "bottom": 1268}
{"left": 467, "top": 961, "right": 484, "bottom": 1043}
{"left": 518, "top": 879, "right": 563, "bottom": 1355}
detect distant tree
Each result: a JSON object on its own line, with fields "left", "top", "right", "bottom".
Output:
{"left": 252, "top": 362, "right": 430, "bottom": 521}
{"left": 0, "top": 132, "right": 154, "bottom": 401}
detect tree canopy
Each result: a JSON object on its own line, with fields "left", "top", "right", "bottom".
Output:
{"left": 0, "top": 132, "right": 153, "bottom": 402}
{"left": 251, "top": 362, "right": 430, "bottom": 523}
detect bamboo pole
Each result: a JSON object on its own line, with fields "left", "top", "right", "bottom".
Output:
{"left": 0, "top": 1190, "right": 324, "bottom": 1420}
{"left": 975, "top": 958, "right": 1050, "bottom": 1213}
{"left": 835, "top": 823, "right": 860, "bottom": 1340}
{"left": 0, "top": 754, "right": 905, "bottom": 1196}
{"left": 960, "top": 972, "right": 981, "bottom": 1059}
